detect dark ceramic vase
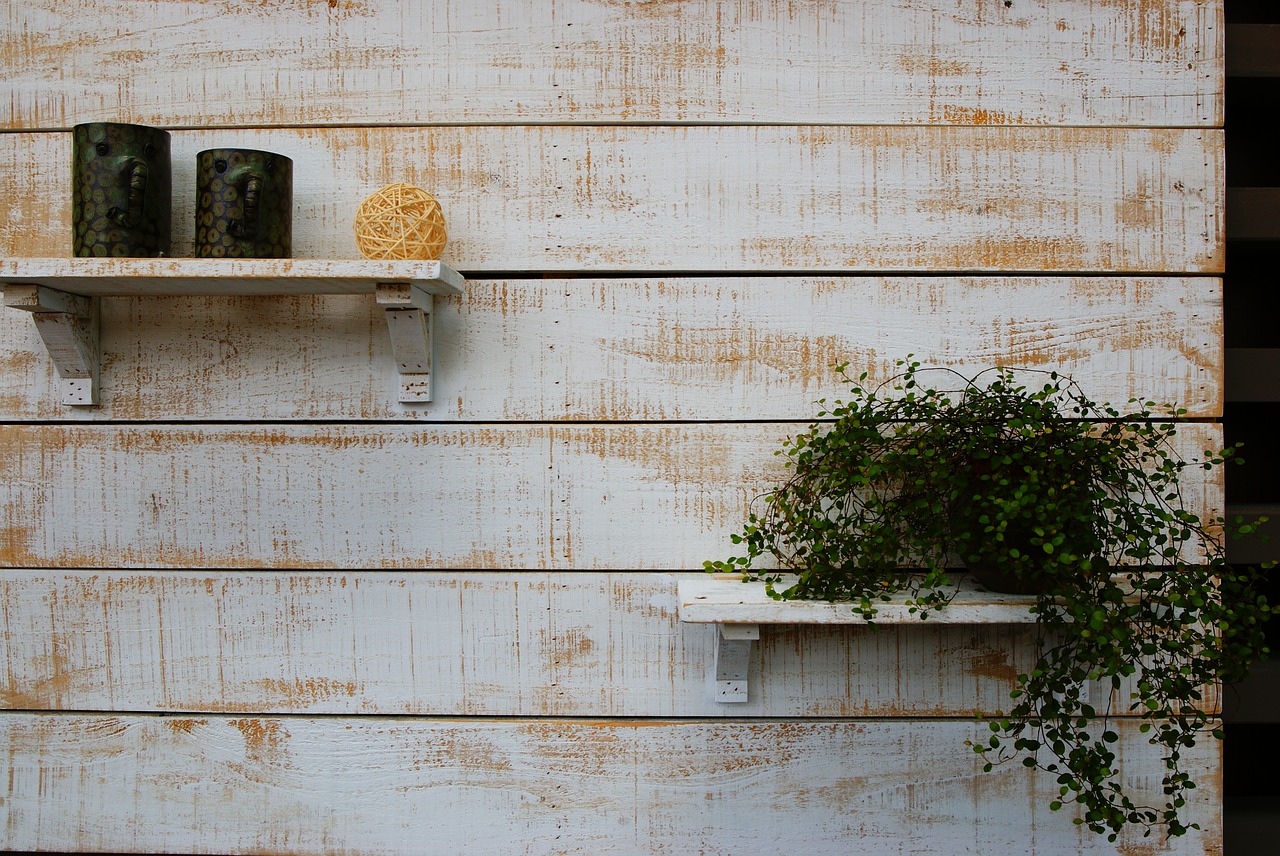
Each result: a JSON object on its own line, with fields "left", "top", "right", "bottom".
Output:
{"left": 951, "top": 453, "right": 1102, "bottom": 595}
{"left": 964, "top": 554, "right": 1054, "bottom": 595}
{"left": 195, "top": 148, "right": 293, "bottom": 258}
{"left": 72, "top": 122, "right": 172, "bottom": 257}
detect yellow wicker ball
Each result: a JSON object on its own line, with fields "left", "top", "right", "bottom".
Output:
{"left": 353, "top": 183, "right": 448, "bottom": 260}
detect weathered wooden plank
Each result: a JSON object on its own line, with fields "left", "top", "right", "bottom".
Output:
{"left": 0, "top": 127, "right": 1224, "bottom": 272}
{"left": 0, "top": 276, "right": 1224, "bottom": 421}
{"left": 0, "top": 713, "right": 1221, "bottom": 855}
{"left": 0, "top": 424, "right": 1224, "bottom": 571}
{"left": 0, "top": 0, "right": 1223, "bottom": 129}
{"left": 0, "top": 570, "right": 1128, "bottom": 717}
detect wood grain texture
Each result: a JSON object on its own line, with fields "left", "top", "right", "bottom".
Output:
{"left": 0, "top": 570, "right": 1155, "bottom": 717}
{"left": 0, "top": 0, "right": 1223, "bottom": 129}
{"left": 0, "top": 713, "right": 1221, "bottom": 856}
{"left": 0, "top": 424, "right": 1223, "bottom": 571}
{"left": 0, "top": 276, "right": 1223, "bottom": 421}
{"left": 0, "top": 0, "right": 1234, "bottom": 849}
{"left": 0, "top": 126, "right": 1224, "bottom": 272}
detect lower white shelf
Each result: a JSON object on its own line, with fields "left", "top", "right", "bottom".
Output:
{"left": 677, "top": 575, "right": 1040, "bottom": 704}
{"left": 678, "top": 575, "right": 1040, "bottom": 624}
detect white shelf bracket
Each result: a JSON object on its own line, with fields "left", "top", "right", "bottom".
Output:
{"left": 376, "top": 281, "right": 435, "bottom": 403}
{"left": 3, "top": 283, "right": 100, "bottom": 406}
{"left": 714, "top": 623, "right": 760, "bottom": 703}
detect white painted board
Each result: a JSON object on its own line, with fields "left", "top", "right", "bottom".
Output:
{"left": 0, "top": 276, "right": 1223, "bottom": 421}
{"left": 0, "top": 570, "right": 1176, "bottom": 717}
{"left": 0, "top": 713, "right": 1222, "bottom": 856}
{"left": 0, "top": 0, "right": 1222, "bottom": 128}
{"left": 0, "top": 127, "right": 1224, "bottom": 272}
{"left": 0, "top": 423, "right": 1223, "bottom": 570}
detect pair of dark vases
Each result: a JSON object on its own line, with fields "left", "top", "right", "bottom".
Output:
{"left": 72, "top": 122, "right": 292, "bottom": 258}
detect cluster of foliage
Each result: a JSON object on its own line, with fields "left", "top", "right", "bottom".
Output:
{"left": 706, "top": 358, "right": 1272, "bottom": 840}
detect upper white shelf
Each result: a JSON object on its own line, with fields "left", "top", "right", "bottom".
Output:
{"left": 0, "top": 257, "right": 464, "bottom": 297}
{"left": 2, "top": 257, "right": 465, "bottom": 406}
{"left": 678, "top": 575, "right": 1040, "bottom": 625}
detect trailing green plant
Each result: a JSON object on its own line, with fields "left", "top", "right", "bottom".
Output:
{"left": 705, "top": 358, "right": 1272, "bottom": 841}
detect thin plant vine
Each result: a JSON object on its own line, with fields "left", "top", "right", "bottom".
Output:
{"left": 706, "top": 358, "right": 1272, "bottom": 840}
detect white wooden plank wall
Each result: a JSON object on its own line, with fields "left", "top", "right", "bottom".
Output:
{"left": 0, "top": 1, "right": 1226, "bottom": 853}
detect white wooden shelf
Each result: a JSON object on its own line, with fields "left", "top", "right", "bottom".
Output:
{"left": 678, "top": 575, "right": 1040, "bottom": 703}
{"left": 1, "top": 258, "right": 465, "bottom": 406}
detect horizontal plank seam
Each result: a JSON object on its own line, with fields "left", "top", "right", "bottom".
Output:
{"left": 11, "top": 270, "right": 1222, "bottom": 281}
{"left": 0, "top": 710, "right": 1186, "bottom": 722}
{"left": 0, "top": 416, "right": 1224, "bottom": 428}
{"left": 0, "top": 121, "right": 1227, "bottom": 134}
{"left": 452, "top": 270, "right": 1230, "bottom": 280}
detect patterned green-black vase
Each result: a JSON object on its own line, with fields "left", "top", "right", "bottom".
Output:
{"left": 72, "top": 122, "right": 172, "bottom": 257}
{"left": 195, "top": 148, "right": 293, "bottom": 258}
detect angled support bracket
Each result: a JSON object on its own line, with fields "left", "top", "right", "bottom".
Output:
{"left": 3, "top": 283, "right": 100, "bottom": 406}
{"left": 376, "top": 281, "right": 436, "bottom": 403}
{"left": 714, "top": 623, "right": 759, "bottom": 703}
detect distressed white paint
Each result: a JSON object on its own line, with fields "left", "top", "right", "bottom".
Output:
{"left": 0, "top": 714, "right": 1222, "bottom": 856}
{"left": 0, "top": 258, "right": 465, "bottom": 296}
{"left": 0, "top": 127, "right": 1224, "bottom": 272}
{"left": 0, "top": 276, "right": 1223, "bottom": 421}
{"left": 0, "top": 0, "right": 1230, "bottom": 850}
{"left": 0, "top": 0, "right": 1221, "bottom": 129}
{"left": 0, "top": 424, "right": 1223, "bottom": 571}
{"left": 1, "top": 570, "right": 1172, "bottom": 717}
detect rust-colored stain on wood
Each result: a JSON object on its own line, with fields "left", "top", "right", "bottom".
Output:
{"left": 934, "top": 105, "right": 1033, "bottom": 125}
{"left": 611, "top": 320, "right": 847, "bottom": 388}
{"left": 544, "top": 627, "right": 596, "bottom": 666}
{"left": 558, "top": 424, "right": 737, "bottom": 486}
{"left": 163, "top": 718, "right": 206, "bottom": 735}
{"left": 255, "top": 678, "right": 360, "bottom": 707}
{"left": 411, "top": 728, "right": 513, "bottom": 774}
{"left": 962, "top": 649, "right": 1019, "bottom": 685}
{"left": 229, "top": 718, "right": 290, "bottom": 763}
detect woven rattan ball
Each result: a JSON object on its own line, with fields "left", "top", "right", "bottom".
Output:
{"left": 353, "top": 183, "right": 448, "bottom": 260}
